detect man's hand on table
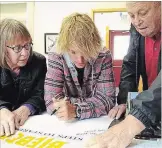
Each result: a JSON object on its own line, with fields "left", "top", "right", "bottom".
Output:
{"left": 84, "top": 115, "right": 145, "bottom": 148}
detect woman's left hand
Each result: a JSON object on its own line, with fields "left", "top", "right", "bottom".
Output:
{"left": 12, "top": 106, "right": 31, "bottom": 129}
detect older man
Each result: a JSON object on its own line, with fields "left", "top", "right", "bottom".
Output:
{"left": 108, "top": 1, "right": 161, "bottom": 120}
{"left": 85, "top": 1, "right": 161, "bottom": 148}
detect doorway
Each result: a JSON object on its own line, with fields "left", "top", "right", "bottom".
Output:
{"left": 109, "top": 30, "right": 130, "bottom": 87}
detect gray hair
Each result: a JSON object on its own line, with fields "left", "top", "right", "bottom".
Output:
{"left": 0, "top": 18, "right": 32, "bottom": 69}
{"left": 126, "top": 1, "right": 161, "bottom": 8}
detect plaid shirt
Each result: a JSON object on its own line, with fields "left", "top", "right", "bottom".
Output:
{"left": 44, "top": 48, "right": 116, "bottom": 120}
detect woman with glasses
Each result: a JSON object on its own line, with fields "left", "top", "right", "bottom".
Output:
{"left": 0, "top": 19, "right": 47, "bottom": 136}
{"left": 44, "top": 13, "right": 116, "bottom": 121}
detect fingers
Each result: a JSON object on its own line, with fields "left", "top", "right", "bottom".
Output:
{"left": 53, "top": 101, "right": 61, "bottom": 110}
{"left": 55, "top": 107, "right": 68, "bottom": 120}
{"left": 55, "top": 104, "right": 76, "bottom": 121}
{"left": 85, "top": 137, "right": 102, "bottom": 148}
{"left": 1, "top": 116, "right": 16, "bottom": 136}
{"left": 116, "top": 108, "right": 125, "bottom": 120}
{"left": 53, "top": 99, "right": 69, "bottom": 111}
{"left": 8, "top": 120, "right": 16, "bottom": 135}
{"left": 56, "top": 107, "right": 64, "bottom": 115}
{"left": 108, "top": 107, "right": 119, "bottom": 119}
{"left": 13, "top": 106, "right": 30, "bottom": 127}
{"left": 19, "top": 117, "right": 27, "bottom": 126}
{"left": 14, "top": 116, "right": 20, "bottom": 129}
{"left": 14, "top": 113, "right": 28, "bottom": 127}
{"left": 55, "top": 109, "right": 72, "bottom": 121}
{"left": 0, "top": 125, "right": 4, "bottom": 136}
{"left": 108, "top": 105, "right": 126, "bottom": 119}
{"left": 52, "top": 98, "right": 60, "bottom": 103}
{"left": 85, "top": 131, "right": 119, "bottom": 148}
{"left": 53, "top": 99, "right": 64, "bottom": 109}
{"left": 52, "top": 97, "right": 66, "bottom": 103}
{"left": 0, "top": 108, "right": 16, "bottom": 136}
{"left": 53, "top": 98, "right": 75, "bottom": 121}
{"left": 53, "top": 97, "right": 68, "bottom": 104}
{"left": 2, "top": 122, "right": 10, "bottom": 136}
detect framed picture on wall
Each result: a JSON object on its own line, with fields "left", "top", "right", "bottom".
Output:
{"left": 44, "top": 33, "right": 59, "bottom": 54}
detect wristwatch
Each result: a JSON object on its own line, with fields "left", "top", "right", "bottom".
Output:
{"left": 76, "top": 105, "right": 81, "bottom": 118}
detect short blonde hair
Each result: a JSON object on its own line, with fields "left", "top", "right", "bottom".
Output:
{"left": 56, "top": 12, "right": 102, "bottom": 60}
{"left": 0, "top": 19, "right": 32, "bottom": 69}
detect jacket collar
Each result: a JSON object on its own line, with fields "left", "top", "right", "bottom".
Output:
{"left": 63, "top": 53, "right": 74, "bottom": 69}
{"left": 63, "top": 53, "right": 96, "bottom": 87}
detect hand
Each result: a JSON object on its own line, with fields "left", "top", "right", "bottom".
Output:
{"left": 85, "top": 115, "right": 145, "bottom": 148}
{"left": 108, "top": 104, "right": 126, "bottom": 119}
{"left": 12, "top": 106, "right": 30, "bottom": 129}
{"left": 0, "top": 108, "right": 16, "bottom": 136}
{"left": 53, "top": 98, "right": 77, "bottom": 121}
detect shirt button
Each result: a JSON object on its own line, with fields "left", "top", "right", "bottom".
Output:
{"left": 154, "top": 48, "right": 157, "bottom": 50}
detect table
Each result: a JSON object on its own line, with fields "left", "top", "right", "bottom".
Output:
{"left": 0, "top": 113, "right": 161, "bottom": 148}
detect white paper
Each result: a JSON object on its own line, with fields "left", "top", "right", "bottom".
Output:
{"left": 1, "top": 113, "right": 161, "bottom": 148}
{"left": 21, "top": 113, "right": 113, "bottom": 137}
{"left": 0, "top": 113, "right": 113, "bottom": 148}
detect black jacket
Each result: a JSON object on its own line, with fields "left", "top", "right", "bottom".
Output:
{"left": 129, "top": 71, "right": 161, "bottom": 128}
{"left": 118, "top": 25, "right": 161, "bottom": 104}
{"left": 0, "top": 52, "right": 47, "bottom": 114}
{"left": 117, "top": 25, "right": 161, "bottom": 129}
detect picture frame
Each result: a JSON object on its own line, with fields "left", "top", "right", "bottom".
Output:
{"left": 44, "top": 33, "right": 59, "bottom": 54}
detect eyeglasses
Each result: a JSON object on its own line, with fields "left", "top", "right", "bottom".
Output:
{"left": 6, "top": 42, "right": 33, "bottom": 53}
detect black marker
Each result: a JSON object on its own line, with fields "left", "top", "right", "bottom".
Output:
{"left": 51, "top": 107, "right": 60, "bottom": 115}
{"left": 51, "top": 92, "right": 68, "bottom": 116}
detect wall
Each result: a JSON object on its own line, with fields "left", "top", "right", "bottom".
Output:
{"left": 0, "top": 3, "right": 26, "bottom": 21}
{"left": 33, "top": 1, "right": 126, "bottom": 56}
{"left": 0, "top": 2, "right": 126, "bottom": 56}
{"left": 0, "top": 2, "right": 35, "bottom": 38}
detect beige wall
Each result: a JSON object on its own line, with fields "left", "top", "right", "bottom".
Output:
{"left": 33, "top": 2, "right": 126, "bottom": 56}
{"left": 0, "top": 3, "right": 26, "bottom": 21}
{"left": 0, "top": 2, "right": 35, "bottom": 38}
{"left": 0, "top": 2, "right": 126, "bottom": 56}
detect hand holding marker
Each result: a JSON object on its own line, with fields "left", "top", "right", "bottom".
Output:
{"left": 51, "top": 96, "right": 68, "bottom": 115}
{"left": 51, "top": 107, "right": 60, "bottom": 115}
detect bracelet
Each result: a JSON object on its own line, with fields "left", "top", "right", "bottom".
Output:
{"left": 76, "top": 105, "right": 81, "bottom": 118}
